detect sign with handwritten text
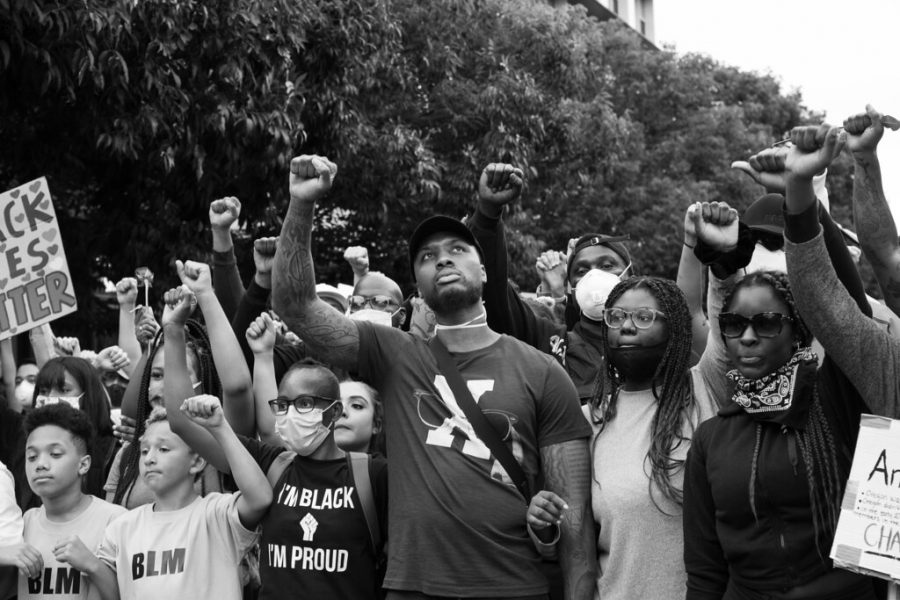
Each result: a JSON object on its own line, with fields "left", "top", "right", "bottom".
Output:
{"left": 832, "top": 414, "right": 900, "bottom": 583}
{"left": 0, "top": 178, "right": 77, "bottom": 340}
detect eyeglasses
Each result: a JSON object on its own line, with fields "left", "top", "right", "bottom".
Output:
{"left": 602, "top": 307, "right": 666, "bottom": 329}
{"left": 268, "top": 394, "right": 338, "bottom": 415}
{"left": 718, "top": 312, "right": 794, "bottom": 339}
{"left": 348, "top": 295, "right": 398, "bottom": 312}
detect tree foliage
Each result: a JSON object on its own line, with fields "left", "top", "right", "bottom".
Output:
{"left": 1, "top": 0, "right": 827, "bottom": 341}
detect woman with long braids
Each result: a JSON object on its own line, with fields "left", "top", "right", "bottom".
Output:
{"left": 105, "top": 320, "right": 225, "bottom": 507}
{"left": 683, "top": 125, "right": 885, "bottom": 599}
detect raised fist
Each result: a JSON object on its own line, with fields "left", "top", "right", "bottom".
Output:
{"left": 478, "top": 163, "right": 524, "bottom": 208}
{"left": 134, "top": 306, "right": 160, "bottom": 348}
{"left": 690, "top": 201, "right": 739, "bottom": 253}
{"left": 161, "top": 286, "right": 197, "bottom": 328}
{"left": 176, "top": 259, "right": 213, "bottom": 295}
{"left": 209, "top": 197, "right": 241, "bottom": 230}
{"left": 785, "top": 124, "right": 843, "bottom": 179}
{"left": 246, "top": 312, "right": 278, "bottom": 355}
{"left": 535, "top": 250, "right": 566, "bottom": 296}
{"left": 181, "top": 394, "right": 224, "bottom": 429}
{"left": 844, "top": 104, "right": 884, "bottom": 156}
{"left": 115, "top": 277, "right": 139, "bottom": 307}
{"left": 289, "top": 155, "right": 337, "bottom": 203}
{"left": 253, "top": 237, "right": 279, "bottom": 275}
{"left": 97, "top": 346, "right": 130, "bottom": 372}
{"left": 53, "top": 336, "right": 81, "bottom": 357}
{"left": 343, "top": 246, "right": 370, "bottom": 276}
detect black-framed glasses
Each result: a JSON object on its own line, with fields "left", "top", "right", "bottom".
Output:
{"left": 718, "top": 312, "right": 794, "bottom": 339}
{"left": 603, "top": 307, "right": 666, "bottom": 329}
{"left": 268, "top": 394, "right": 338, "bottom": 416}
{"left": 348, "top": 295, "right": 398, "bottom": 312}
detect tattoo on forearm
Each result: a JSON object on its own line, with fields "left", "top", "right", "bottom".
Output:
{"left": 542, "top": 441, "right": 596, "bottom": 600}
{"left": 272, "top": 202, "right": 359, "bottom": 368}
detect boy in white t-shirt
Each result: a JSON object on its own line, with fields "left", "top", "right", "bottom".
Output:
{"left": 0, "top": 404, "right": 126, "bottom": 600}
{"left": 77, "top": 396, "right": 271, "bottom": 600}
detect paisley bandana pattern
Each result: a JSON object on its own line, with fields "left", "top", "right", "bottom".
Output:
{"left": 727, "top": 347, "right": 818, "bottom": 414}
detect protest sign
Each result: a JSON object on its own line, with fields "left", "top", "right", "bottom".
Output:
{"left": 832, "top": 414, "right": 900, "bottom": 584}
{"left": 0, "top": 177, "right": 77, "bottom": 340}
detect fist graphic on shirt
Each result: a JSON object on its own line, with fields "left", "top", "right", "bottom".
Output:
{"left": 300, "top": 513, "right": 319, "bottom": 542}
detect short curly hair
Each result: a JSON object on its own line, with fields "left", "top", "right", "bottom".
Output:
{"left": 25, "top": 403, "right": 95, "bottom": 455}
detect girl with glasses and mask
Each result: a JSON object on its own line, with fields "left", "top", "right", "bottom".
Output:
{"left": 178, "top": 290, "right": 388, "bottom": 600}
{"left": 683, "top": 127, "right": 885, "bottom": 600}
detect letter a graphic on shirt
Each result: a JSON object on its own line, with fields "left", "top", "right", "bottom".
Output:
{"left": 421, "top": 376, "right": 495, "bottom": 459}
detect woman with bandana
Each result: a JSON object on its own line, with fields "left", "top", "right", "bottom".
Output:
{"left": 683, "top": 125, "right": 884, "bottom": 599}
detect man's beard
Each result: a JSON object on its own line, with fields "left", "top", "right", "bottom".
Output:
{"left": 424, "top": 279, "right": 483, "bottom": 315}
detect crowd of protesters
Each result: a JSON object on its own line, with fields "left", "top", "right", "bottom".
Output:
{"left": 0, "top": 104, "right": 898, "bottom": 600}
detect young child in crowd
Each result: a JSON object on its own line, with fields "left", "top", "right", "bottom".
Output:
{"left": 2, "top": 404, "right": 125, "bottom": 599}
{"left": 72, "top": 397, "right": 270, "bottom": 600}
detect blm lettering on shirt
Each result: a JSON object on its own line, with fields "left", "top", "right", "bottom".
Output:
{"left": 28, "top": 567, "right": 81, "bottom": 595}
{"left": 267, "top": 484, "right": 358, "bottom": 573}
{"left": 131, "top": 548, "right": 186, "bottom": 580}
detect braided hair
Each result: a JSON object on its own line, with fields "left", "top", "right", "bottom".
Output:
{"left": 113, "top": 320, "right": 221, "bottom": 506}
{"left": 723, "top": 270, "right": 842, "bottom": 561}
{"left": 588, "top": 276, "right": 697, "bottom": 510}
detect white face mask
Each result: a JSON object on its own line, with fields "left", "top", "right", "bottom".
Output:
{"left": 35, "top": 393, "right": 83, "bottom": 410}
{"left": 275, "top": 402, "right": 339, "bottom": 456}
{"left": 349, "top": 308, "right": 395, "bottom": 327}
{"left": 575, "top": 269, "right": 622, "bottom": 321}
{"left": 15, "top": 381, "right": 35, "bottom": 408}
{"left": 746, "top": 243, "right": 787, "bottom": 274}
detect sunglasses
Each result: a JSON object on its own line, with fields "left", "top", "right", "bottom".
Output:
{"left": 268, "top": 394, "right": 338, "bottom": 416}
{"left": 603, "top": 307, "right": 666, "bottom": 329}
{"left": 718, "top": 312, "right": 794, "bottom": 339}
{"left": 348, "top": 295, "right": 398, "bottom": 312}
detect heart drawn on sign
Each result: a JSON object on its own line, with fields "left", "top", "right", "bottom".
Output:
{"left": 29, "top": 181, "right": 41, "bottom": 193}
{"left": 36, "top": 269, "right": 45, "bottom": 278}
{"left": 22, "top": 273, "right": 30, "bottom": 282}
{"left": 10, "top": 190, "right": 19, "bottom": 199}
{"left": 39, "top": 197, "right": 50, "bottom": 210}
{"left": 0, "top": 279, "right": 7, "bottom": 288}
{"left": 8, "top": 328, "right": 16, "bottom": 336}
{"left": 13, "top": 213, "right": 24, "bottom": 224}
{"left": 42, "top": 230, "right": 56, "bottom": 242}
{"left": 47, "top": 244, "right": 59, "bottom": 254}
{"left": 0, "top": 244, "right": 6, "bottom": 253}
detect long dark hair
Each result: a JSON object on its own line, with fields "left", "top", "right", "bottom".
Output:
{"left": 589, "top": 276, "right": 696, "bottom": 509}
{"left": 113, "top": 320, "right": 221, "bottom": 505}
{"left": 723, "top": 270, "right": 841, "bottom": 561}
{"left": 34, "top": 356, "right": 112, "bottom": 438}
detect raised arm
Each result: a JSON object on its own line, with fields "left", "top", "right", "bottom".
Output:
{"left": 677, "top": 203, "right": 709, "bottom": 363}
{"left": 271, "top": 155, "right": 359, "bottom": 371}
{"left": 245, "top": 313, "right": 281, "bottom": 446}
{"left": 343, "top": 246, "right": 370, "bottom": 286}
{"left": 0, "top": 339, "right": 15, "bottom": 411}
{"left": 209, "top": 197, "right": 246, "bottom": 321}
{"left": 779, "top": 125, "right": 900, "bottom": 417}
{"left": 541, "top": 439, "right": 596, "bottom": 600}
{"left": 161, "top": 286, "right": 231, "bottom": 473}
{"left": 176, "top": 260, "right": 255, "bottom": 437}
{"left": 114, "top": 277, "right": 142, "bottom": 373}
{"left": 181, "top": 395, "right": 272, "bottom": 527}
{"left": 845, "top": 105, "right": 900, "bottom": 315}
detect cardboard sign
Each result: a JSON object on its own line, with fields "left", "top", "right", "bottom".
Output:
{"left": 832, "top": 414, "right": 900, "bottom": 583}
{"left": 0, "top": 178, "right": 77, "bottom": 340}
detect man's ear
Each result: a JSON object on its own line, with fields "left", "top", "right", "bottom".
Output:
{"left": 78, "top": 454, "right": 92, "bottom": 477}
{"left": 323, "top": 402, "right": 343, "bottom": 428}
{"left": 393, "top": 307, "right": 407, "bottom": 328}
{"left": 480, "top": 264, "right": 487, "bottom": 283}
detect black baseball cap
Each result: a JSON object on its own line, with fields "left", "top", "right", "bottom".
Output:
{"left": 742, "top": 193, "right": 785, "bottom": 236}
{"left": 408, "top": 215, "right": 484, "bottom": 278}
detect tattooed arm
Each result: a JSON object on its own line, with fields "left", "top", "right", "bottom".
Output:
{"left": 845, "top": 105, "right": 900, "bottom": 315}
{"left": 541, "top": 439, "right": 596, "bottom": 600}
{"left": 271, "top": 155, "right": 360, "bottom": 371}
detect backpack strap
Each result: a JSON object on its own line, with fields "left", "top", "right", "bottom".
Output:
{"left": 265, "top": 450, "right": 297, "bottom": 488}
{"left": 348, "top": 451, "right": 381, "bottom": 551}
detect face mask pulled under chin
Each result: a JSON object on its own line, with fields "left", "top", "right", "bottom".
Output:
{"left": 746, "top": 243, "right": 787, "bottom": 274}
{"left": 349, "top": 308, "right": 396, "bottom": 327}
{"left": 15, "top": 381, "right": 35, "bottom": 408}
{"left": 275, "top": 403, "right": 338, "bottom": 456}
{"left": 574, "top": 269, "right": 624, "bottom": 321}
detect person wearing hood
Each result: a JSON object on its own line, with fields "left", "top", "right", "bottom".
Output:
{"left": 466, "top": 163, "right": 633, "bottom": 404}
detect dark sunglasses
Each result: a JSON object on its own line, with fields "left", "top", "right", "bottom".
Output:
{"left": 268, "top": 394, "right": 337, "bottom": 416}
{"left": 348, "top": 295, "right": 398, "bottom": 312}
{"left": 718, "top": 312, "right": 794, "bottom": 339}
